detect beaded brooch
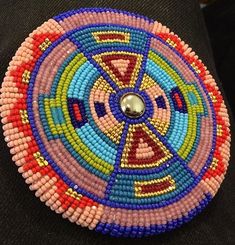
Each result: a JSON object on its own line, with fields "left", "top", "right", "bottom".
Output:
{"left": 0, "top": 8, "right": 231, "bottom": 237}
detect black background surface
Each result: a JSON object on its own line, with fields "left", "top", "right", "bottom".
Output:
{"left": 0, "top": 0, "right": 234, "bottom": 244}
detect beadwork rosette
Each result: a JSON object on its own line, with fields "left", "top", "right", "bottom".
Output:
{"left": 0, "top": 8, "right": 231, "bottom": 237}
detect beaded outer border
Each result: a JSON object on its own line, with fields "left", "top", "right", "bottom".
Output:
{"left": 0, "top": 8, "right": 231, "bottom": 237}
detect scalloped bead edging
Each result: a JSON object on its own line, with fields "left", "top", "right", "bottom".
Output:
{"left": 0, "top": 8, "right": 231, "bottom": 237}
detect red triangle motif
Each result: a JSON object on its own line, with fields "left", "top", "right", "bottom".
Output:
{"left": 100, "top": 53, "right": 138, "bottom": 86}
{"left": 122, "top": 126, "right": 171, "bottom": 168}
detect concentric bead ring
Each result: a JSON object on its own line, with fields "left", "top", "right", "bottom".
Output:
{"left": 0, "top": 8, "right": 230, "bottom": 238}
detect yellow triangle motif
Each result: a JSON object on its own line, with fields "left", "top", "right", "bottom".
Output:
{"left": 140, "top": 74, "right": 156, "bottom": 90}
{"left": 93, "top": 76, "right": 116, "bottom": 93}
{"left": 104, "top": 122, "right": 125, "bottom": 144}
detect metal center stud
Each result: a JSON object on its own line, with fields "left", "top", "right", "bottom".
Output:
{"left": 120, "top": 93, "right": 146, "bottom": 118}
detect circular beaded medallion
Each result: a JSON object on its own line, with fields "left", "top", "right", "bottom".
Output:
{"left": 0, "top": 8, "right": 231, "bottom": 237}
